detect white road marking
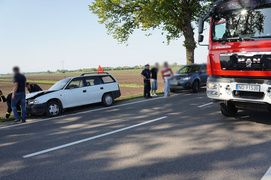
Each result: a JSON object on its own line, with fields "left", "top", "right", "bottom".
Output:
{"left": 198, "top": 102, "right": 214, "bottom": 108}
{"left": 262, "top": 167, "right": 271, "bottom": 180}
{"left": 0, "top": 95, "right": 177, "bottom": 130}
{"left": 23, "top": 116, "right": 167, "bottom": 158}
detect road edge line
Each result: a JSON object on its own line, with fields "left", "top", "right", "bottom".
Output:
{"left": 262, "top": 166, "right": 271, "bottom": 180}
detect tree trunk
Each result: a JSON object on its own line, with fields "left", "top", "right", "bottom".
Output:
{"left": 182, "top": 15, "right": 196, "bottom": 64}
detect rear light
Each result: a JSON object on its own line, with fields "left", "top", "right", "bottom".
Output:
{"left": 118, "top": 84, "right": 120, "bottom": 90}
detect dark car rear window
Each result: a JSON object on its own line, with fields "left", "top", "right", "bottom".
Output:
{"left": 101, "top": 76, "right": 116, "bottom": 84}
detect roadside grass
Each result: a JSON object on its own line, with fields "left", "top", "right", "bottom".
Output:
{"left": 0, "top": 79, "right": 57, "bottom": 84}
{"left": 119, "top": 84, "right": 143, "bottom": 87}
{"left": 116, "top": 91, "right": 164, "bottom": 101}
{"left": 0, "top": 117, "right": 15, "bottom": 122}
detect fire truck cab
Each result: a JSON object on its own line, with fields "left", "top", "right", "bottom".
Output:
{"left": 198, "top": 0, "right": 271, "bottom": 117}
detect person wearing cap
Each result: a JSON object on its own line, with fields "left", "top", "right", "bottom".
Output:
{"left": 141, "top": 64, "right": 151, "bottom": 99}
{"left": 26, "top": 82, "right": 42, "bottom": 93}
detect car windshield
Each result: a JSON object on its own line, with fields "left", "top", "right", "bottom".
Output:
{"left": 177, "top": 65, "right": 200, "bottom": 74}
{"left": 212, "top": 6, "right": 271, "bottom": 42}
{"left": 49, "top": 78, "right": 70, "bottom": 91}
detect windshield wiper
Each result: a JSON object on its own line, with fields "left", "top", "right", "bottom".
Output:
{"left": 251, "top": 36, "right": 271, "bottom": 39}
{"left": 227, "top": 37, "right": 254, "bottom": 41}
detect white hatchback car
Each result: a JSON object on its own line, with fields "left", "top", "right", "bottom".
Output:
{"left": 26, "top": 73, "right": 121, "bottom": 116}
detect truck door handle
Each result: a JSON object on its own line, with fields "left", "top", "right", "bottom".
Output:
{"left": 83, "top": 90, "right": 87, "bottom": 93}
{"left": 100, "top": 87, "right": 104, "bottom": 90}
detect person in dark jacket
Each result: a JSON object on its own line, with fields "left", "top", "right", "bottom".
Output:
{"left": 0, "top": 90, "right": 6, "bottom": 102}
{"left": 141, "top": 64, "right": 152, "bottom": 99}
{"left": 6, "top": 92, "right": 21, "bottom": 119}
{"left": 0, "top": 90, "right": 21, "bottom": 118}
{"left": 26, "top": 83, "right": 42, "bottom": 93}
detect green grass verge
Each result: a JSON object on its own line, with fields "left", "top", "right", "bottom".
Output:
{"left": 0, "top": 117, "right": 15, "bottom": 122}
{"left": 0, "top": 79, "right": 57, "bottom": 84}
{"left": 119, "top": 84, "right": 143, "bottom": 88}
{"left": 116, "top": 91, "right": 164, "bottom": 101}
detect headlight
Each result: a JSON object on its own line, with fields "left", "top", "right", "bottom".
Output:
{"left": 207, "top": 82, "right": 218, "bottom": 89}
{"left": 207, "top": 82, "right": 220, "bottom": 97}
{"left": 181, "top": 77, "right": 191, "bottom": 81}
{"left": 28, "top": 99, "right": 39, "bottom": 105}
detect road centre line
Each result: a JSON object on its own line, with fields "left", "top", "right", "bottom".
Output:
{"left": 23, "top": 116, "right": 167, "bottom": 158}
{"left": 0, "top": 95, "right": 178, "bottom": 130}
{"left": 262, "top": 166, "right": 271, "bottom": 180}
{"left": 198, "top": 102, "right": 214, "bottom": 108}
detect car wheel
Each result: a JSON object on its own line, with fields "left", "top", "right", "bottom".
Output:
{"left": 192, "top": 80, "right": 200, "bottom": 93}
{"left": 220, "top": 101, "right": 238, "bottom": 117}
{"left": 102, "top": 93, "right": 114, "bottom": 107}
{"left": 45, "top": 100, "right": 62, "bottom": 117}
{"left": 170, "top": 89, "right": 176, "bottom": 93}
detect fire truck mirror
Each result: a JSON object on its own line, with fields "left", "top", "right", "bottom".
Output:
{"left": 198, "top": 34, "right": 204, "bottom": 43}
{"left": 198, "top": 17, "right": 204, "bottom": 34}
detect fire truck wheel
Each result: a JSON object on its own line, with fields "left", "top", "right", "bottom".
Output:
{"left": 220, "top": 101, "right": 238, "bottom": 117}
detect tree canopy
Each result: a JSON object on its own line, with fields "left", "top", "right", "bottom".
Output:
{"left": 89, "top": 0, "right": 214, "bottom": 64}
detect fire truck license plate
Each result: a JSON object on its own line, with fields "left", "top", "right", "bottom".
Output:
{"left": 236, "top": 84, "right": 260, "bottom": 92}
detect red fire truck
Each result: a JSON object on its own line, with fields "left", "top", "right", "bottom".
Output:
{"left": 198, "top": 0, "right": 271, "bottom": 117}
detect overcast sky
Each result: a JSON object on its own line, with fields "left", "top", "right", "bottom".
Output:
{"left": 0, "top": 0, "right": 210, "bottom": 74}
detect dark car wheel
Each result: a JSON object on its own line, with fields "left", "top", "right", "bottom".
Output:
{"left": 45, "top": 100, "right": 62, "bottom": 117}
{"left": 192, "top": 80, "right": 200, "bottom": 93}
{"left": 170, "top": 89, "right": 176, "bottom": 93}
{"left": 220, "top": 101, "right": 238, "bottom": 117}
{"left": 102, "top": 93, "right": 114, "bottom": 107}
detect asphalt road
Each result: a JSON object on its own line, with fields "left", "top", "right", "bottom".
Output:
{"left": 1, "top": 90, "right": 271, "bottom": 180}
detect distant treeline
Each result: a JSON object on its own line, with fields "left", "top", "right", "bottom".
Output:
{"left": 1, "top": 63, "right": 181, "bottom": 76}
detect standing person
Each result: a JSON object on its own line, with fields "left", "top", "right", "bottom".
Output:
{"left": 161, "top": 62, "right": 174, "bottom": 97}
{"left": 26, "top": 83, "right": 42, "bottom": 93}
{"left": 151, "top": 63, "right": 159, "bottom": 97}
{"left": 141, "top": 64, "right": 151, "bottom": 99}
{"left": 11, "top": 67, "right": 27, "bottom": 123}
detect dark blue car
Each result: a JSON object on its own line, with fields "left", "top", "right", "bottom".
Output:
{"left": 170, "top": 64, "right": 208, "bottom": 93}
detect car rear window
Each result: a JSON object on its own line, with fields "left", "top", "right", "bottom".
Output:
{"left": 101, "top": 76, "right": 115, "bottom": 84}
{"left": 85, "top": 76, "right": 103, "bottom": 86}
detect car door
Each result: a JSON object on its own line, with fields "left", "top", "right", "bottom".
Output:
{"left": 100, "top": 75, "right": 118, "bottom": 93}
{"left": 199, "top": 65, "right": 208, "bottom": 85}
{"left": 84, "top": 76, "right": 104, "bottom": 103}
{"left": 63, "top": 77, "right": 90, "bottom": 108}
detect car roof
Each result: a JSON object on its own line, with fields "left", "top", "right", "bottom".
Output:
{"left": 71, "top": 73, "right": 113, "bottom": 79}
{"left": 185, "top": 63, "right": 207, "bottom": 66}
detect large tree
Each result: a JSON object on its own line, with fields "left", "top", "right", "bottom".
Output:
{"left": 89, "top": 0, "right": 213, "bottom": 64}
